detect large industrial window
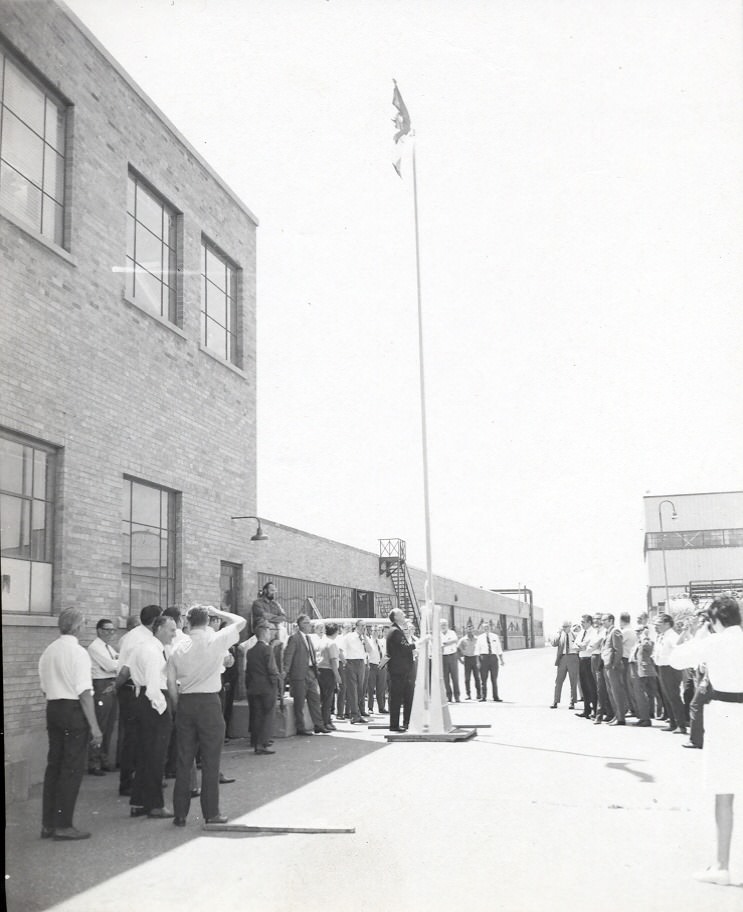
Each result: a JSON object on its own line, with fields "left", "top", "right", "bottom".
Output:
{"left": 0, "top": 49, "right": 67, "bottom": 246}
{"left": 201, "top": 238, "right": 239, "bottom": 365}
{"left": 126, "top": 171, "right": 178, "bottom": 323}
{"left": 121, "top": 477, "right": 177, "bottom": 615}
{"left": 0, "top": 430, "right": 56, "bottom": 613}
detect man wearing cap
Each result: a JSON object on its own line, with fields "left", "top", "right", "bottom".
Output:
{"left": 39, "top": 607, "right": 103, "bottom": 840}
{"left": 167, "top": 605, "right": 246, "bottom": 827}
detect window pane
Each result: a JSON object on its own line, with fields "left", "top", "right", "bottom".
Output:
{"left": 205, "top": 316, "right": 227, "bottom": 359}
{"left": 44, "top": 99, "right": 65, "bottom": 152}
{"left": 4, "top": 58, "right": 45, "bottom": 133}
{"left": 43, "top": 145, "right": 64, "bottom": 200}
{"left": 205, "top": 246, "right": 226, "bottom": 291}
{"left": 134, "top": 267, "right": 163, "bottom": 315}
{"left": 0, "top": 558, "right": 30, "bottom": 613}
{"left": 30, "top": 561, "right": 52, "bottom": 613}
{"left": 0, "top": 438, "right": 25, "bottom": 494}
{"left": 131, "top": 482, "right": 161, "bottom": 526}
{"left": 2, "top": 109, "right": 44, "bottom": 185}
{"left": 205, "top": 280, "right": 226, "bottom": 323}
{"left": 129, "top": 575, "right": 161, "bottom": 614}
{"left": 227, "top": 266, "right": 237, "bottom": 303}
{"left": 0, "top": 494, "right": 30, "bottom": 557}
{"left": 31, "top": 500, "right": 47, "bottom": 560}
{"left": 41, "top": 195, "right": 63, "bottom": 244}
{"left": 130, "top": 524, "right": 161, "bottom": 576}
{"left": 134, "top": 223, "right": 164, "bottom": 274}
{"left": 159, "top": 530, "right": 169, "bottom": 575}
{"left": 121, "top": 519, "right": 131, "bottom": 571}
{"left": 127, "top": 174, "right": 135, "bottom": 215}
{"left": 32, "top": 449, "right": 47, "bottom": 499}
{"left": 135, "top": 182, "right": 164, "bottom": 236}
{"left": 0, "top": 161, "right": 42, "bottom": 229}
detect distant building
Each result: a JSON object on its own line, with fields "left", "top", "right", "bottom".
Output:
{"left": 643, "top": 491, "right": 743, "bottom": 612}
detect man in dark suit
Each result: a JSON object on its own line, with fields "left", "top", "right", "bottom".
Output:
{"left": 550, "top": 621, "right": 579, "bottom": 708}
{"left": 601, "top": 613, "right": 627, "bottom": 725}
{"left": 386, "top": 608, "right": 416, "bottom": 732}
{"left": 282, "top": 614, "right": 329, "bottom": 735}
{"left": 245, "top": 620, "right": 280, "bottom": 754}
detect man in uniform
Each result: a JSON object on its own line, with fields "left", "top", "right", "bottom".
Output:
{"left": 167, "top": 605, "right": 245, "bottom": 827}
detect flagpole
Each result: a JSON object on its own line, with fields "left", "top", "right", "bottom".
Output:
{"left": 411, "top": 139, "right": 436, "bottom": 615}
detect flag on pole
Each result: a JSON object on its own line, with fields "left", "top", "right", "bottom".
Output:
{"left": 392, "top": 79, "right": 411, "bottom": 177}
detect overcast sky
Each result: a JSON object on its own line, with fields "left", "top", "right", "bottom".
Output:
{"left": 63, "top": 0, "right": 743, "bottom": 632}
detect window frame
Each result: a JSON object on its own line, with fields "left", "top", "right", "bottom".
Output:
{"left": 0, "top": 428, "right": 57, "bottom": 614}
{"left": 200, "top": 235, "right": 240, "bottom": 367}
{"left": 0, "top": 44, "right": 68, "bottom": 247}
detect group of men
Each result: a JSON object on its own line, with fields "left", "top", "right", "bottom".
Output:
{"left": 39, "top": 601, "right": 245, "bottom": 840}
{"left": 550, "top": 610, "right": 704, "bottom": 746}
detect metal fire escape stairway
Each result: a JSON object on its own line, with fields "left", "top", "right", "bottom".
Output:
{"left": 379, "top": 538, "right": 420, "bottom": 632}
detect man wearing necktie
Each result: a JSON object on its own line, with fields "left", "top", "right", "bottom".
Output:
{"left": 282, "top": 614, "right": 329, "bottom": 735}
{"left": 551, "top": 621, "right": 579, "bottom": 709}
{"left": 476, "top": 621, "right": 505, "bottom": 701}
{"left": 87, "top": 618, "right": 120, "bottom": 775}
{"left": 342, "top": 619, "right": 371, "bottom": 723}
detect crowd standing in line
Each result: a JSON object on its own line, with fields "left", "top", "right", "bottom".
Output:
{"left": 548, "top": 595, "right": 742, "bottom": 886}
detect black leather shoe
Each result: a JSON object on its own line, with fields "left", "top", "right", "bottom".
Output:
{"left": 569, "top": 703, "right": 575, "bottom": 709}
{"left": 634, "top": 719, "right": 651, "bottom": 727}
{"left": 255, "top": 748, "right": 275, "bottom": 755}
{"left": 682, "top": 742, "right": 701, "bottom": 749}
{"left": 218, "top": 773, "right": 235, "bottom": 784}
{"left": 41, "top": 826, "right": 55, "bottom": 839}
{"left": 608, "top": 719, "right": 626, "bottom": 726}
{"left": 296, "top": 729, "right": 314, "bottom": 735}
{"left": 478, "top": 698, "right": 486, "bottom": 702}
{"left": 130, "top": 806, "right": 147, "bottom": 817}
{"left": 550, "top": 704, "right": 558, "bottom": 709}
{"left": 661, "top": 725, "right": 678, "bottom": 732}
{"left": 173, "top": 817, "right": 186, "bottom": 827}
{"left": 493, "top": 698, "right": 503, "bottom": 702}
{"left": 53, "top": 827, "right": 91, "bottom": 840}
{"left": 205, "top": 815, "right": 228, "bottom": 825}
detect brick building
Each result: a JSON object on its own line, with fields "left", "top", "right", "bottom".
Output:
{"left": 1, "top": 1, "right": 542, "bottom": 801}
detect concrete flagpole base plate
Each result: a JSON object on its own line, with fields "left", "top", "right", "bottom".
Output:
{"left": 384, "top": 728, "right": 477, "bottom": 742}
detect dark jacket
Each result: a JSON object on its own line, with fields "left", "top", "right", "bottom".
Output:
{"left": 245, "top": 640, "right": 280, "bottom": 696}
{"left": 282, "top": 632, "right": 316, "bottom": 680}
{"left": 386, "top": 624, "right": 415, "bottom": 675}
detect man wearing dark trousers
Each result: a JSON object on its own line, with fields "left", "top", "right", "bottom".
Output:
{"left": 476, "top": 621, "right": 505, "bottom": 701}
{"left": 386, "top": 608, "right": 416, "bottom": 732}
{"left": 128, "top": 615, "right": 177, "bottom": 818}
{"left": 115, "top": 604, "right": 162, "bottom": 796}
{"left": 283, "top": 614, "right": 329, "bottom": 734}
{"left": 167, "top": 605, "right": 245, "bottom": 827}
{"left": 39, "top": 607, "right": 103, "bottom": 840}
{"left": 87, "top": 618, "right": 119, "bottom": 774}
{"left": 245, "top": 620, "right": 280, "bottom": 754}
{"left": 574, "top": 614, "right": 598, "bottom": 718}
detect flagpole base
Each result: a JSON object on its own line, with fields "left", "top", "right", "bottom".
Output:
{"left": 384, "top": 728, "right": 477, "bottom": 743}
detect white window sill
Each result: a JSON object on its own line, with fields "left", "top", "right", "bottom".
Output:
{"left": 122, "top": 294, "right": 188, "bottom": 340}
{"left": 2, "top": 614, "right": 59, "bottom": 627}
{"left": 198, "top": 342, "right": 246, "bottom": 378}
{"left": 0, "top": 205, "right": 77, "bottom": 267}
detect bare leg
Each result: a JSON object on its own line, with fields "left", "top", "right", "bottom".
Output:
{"left": 716, "top": 793, "right": 734, "bottom": 870}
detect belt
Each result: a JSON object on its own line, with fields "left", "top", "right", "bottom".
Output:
{"left": 710, "top": 690, "right": 743, "bottom": 703}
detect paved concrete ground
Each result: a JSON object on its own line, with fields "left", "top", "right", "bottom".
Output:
{"left": 5, "top": 648, "right": 741, "bottom": 912}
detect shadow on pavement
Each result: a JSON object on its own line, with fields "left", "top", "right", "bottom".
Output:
{"left": 5, "top": 732, "right": 386, "bottom": 912}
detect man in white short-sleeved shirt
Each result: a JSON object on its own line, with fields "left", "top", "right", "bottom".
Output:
{"left": 39, "top": 607, "right": 102, "bottom": 841}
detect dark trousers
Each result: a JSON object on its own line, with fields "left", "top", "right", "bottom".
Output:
{"left": 248, "top": 692, "right": 275, "bottom": 748}
{"left": 367, "top": 663, "right": 387, "bottom": 711}
{"left": 463, "top": 656, "right": 481, "bottom": 698}
{"left": 345, "top": 659, "right": 366, "bottom": 719}
{"left": 621, "top": 658, "right": 638, "bottom": 715}
{"left": 578, "top": 657, "right": 596, "bottom": 715}
{"left": 635, "top": 674, "right": 659, "bottom": 723}
{"left": 131, "top": 693, "right": 172, "bottom": 811}
{"left": 317, "top": 668, "right": 337, "bottom": 725}
{"left": 603, "top": 665, "right": 627, "bottom": 721}
{"left": 657, "top": 665, "right": 687, "bottom": 729}
{"left": 42, "top": 700, "right": 89, "bottom": 830}
{"left": 290, "top": 672, "right": 323, "bottom": 731}
{"left": 88, "top": 678, "right": 117, "bottom": 770}
{"left": 336, "top": 663, "right": 348, "bottom": 717}
{"left": 174, "top": 693, "right": 225, "bottom": 820}
{"left": 591, "top": 655, "right": 613, "bottom": 719}
{"left": 479, "top": 655, "right": 500, "bottom": 699}
{"left": 442, "top": 653, "right": 460, "bottom": 701}
{"left": 688, "top": 677, "right": 706, "bottom": 748}
{"left": 389, "top": 668, "right": 415, "bottom": 730}
{"left": 117, "top": 684, "right": 138, "bottom": 791}
{"left": 553, "top": 654, "right": 579, "bottom": 704}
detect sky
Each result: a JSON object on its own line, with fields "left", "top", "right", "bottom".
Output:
{"left": 62, "top": 0, "right": 743, "bottom": 633}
